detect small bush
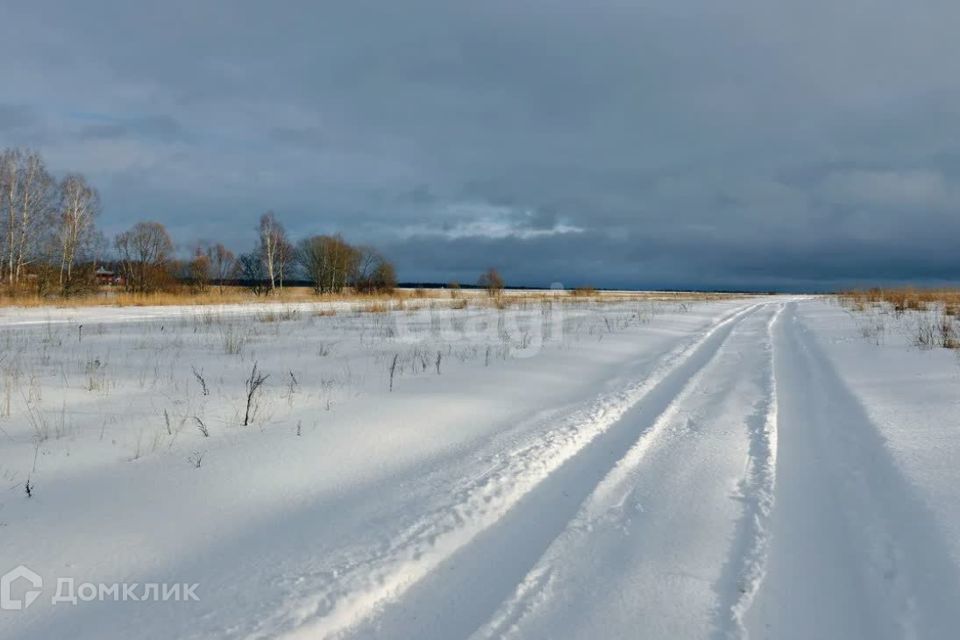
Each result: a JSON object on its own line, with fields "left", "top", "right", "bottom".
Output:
{"left": 478, "top": 268, "right": 505, "bottom": 299}
{"left": 570, "top": 287, "right": 598, "bottom": 297}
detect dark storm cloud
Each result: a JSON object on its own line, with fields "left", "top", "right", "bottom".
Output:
{"left": 3, "top": 0, "right": 960, "bottom": 289}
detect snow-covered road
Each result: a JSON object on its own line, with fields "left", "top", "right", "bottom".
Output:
{"left": 749, "top": 303, "right": 960, "bottom": 640}
{"left": 2, "top": 296, "right": 959, "bottom": 639}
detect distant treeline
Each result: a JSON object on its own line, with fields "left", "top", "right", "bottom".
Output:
{"left": 0, "top": 147, "right": 397, "bottom": 297}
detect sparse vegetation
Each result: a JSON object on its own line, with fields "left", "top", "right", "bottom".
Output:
{"left": 0, "top": 289, "right": 712, "bottom": 493}
{"left": 478, "top": 268, "right": 505, "bottom": 300}
{"left": 840, "top": 288, "right": 960, "bottom": 351}
{"left": 389, "top": 353, "right": 399, "bottom": 392}
{"left": 192, "top": 366, "right": 209, "bottom": 396}
{"left": 243, "top": 362, "right": 269, "bottom": 426}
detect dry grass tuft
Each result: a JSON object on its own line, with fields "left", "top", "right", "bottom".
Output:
{"left": 840, "top": 287, "right": 960, "bottom": 350}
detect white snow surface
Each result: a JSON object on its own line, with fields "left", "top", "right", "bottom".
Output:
{"left": 1, "top": 296, "right": 959, "bottom": 639}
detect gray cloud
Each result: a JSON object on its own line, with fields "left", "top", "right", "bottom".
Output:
{"left": 0, "top": 104, "right": 40, "bottom": 133}
{"left": 76, "top": 114, "right": 184, "bottom": 142}
{"left": 3, "top": 0, "right": 960, "bottom": 289}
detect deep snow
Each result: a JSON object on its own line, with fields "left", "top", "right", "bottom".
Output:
{"left": 1, "top": 295, "right": 959, "bottom": 639}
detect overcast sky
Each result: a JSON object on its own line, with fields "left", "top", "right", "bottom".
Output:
{"left": 2, "top": 0, "right": 959, "bottom": 290}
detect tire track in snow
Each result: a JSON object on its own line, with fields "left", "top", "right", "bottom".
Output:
{"left": 358, "top": 302, "right": 770, "bottom": 640}
{"left": 712, "top": 302, "right": 784, "bottom": 639}
{"left": 247, "top": 302, "right": 765, "bottom": 640}
{"left": 472, "top": 303, "right": 782, "bottom": 640}
{"left": 745, "top": 302, "right": 960, "bottom": 639}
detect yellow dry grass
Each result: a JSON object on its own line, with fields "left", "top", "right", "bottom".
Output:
{"left": 839, "top": 288, "right": 960, "bottom": 314}
{"left": 0, "top": 285, "right": 744, "bottom": 310}
{"left": 0, "top": 286, "right": 436, "bottom": 309}
{"left": 839, "top": 287, "right": 960, "bottom": 350}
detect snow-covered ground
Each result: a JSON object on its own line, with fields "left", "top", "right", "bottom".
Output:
{"left": 1, "top": 295, "right": 959, "bottom": 639}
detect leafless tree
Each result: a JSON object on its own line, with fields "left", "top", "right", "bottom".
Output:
{"left": 187, "top": 246, "right": 211, "bottom": 292}
{"left": 206, "top": 242, "right": 236, "bottom": 293}
{"left": 258, "top": 211, "right": 287, "bottom": 293}
{"left": 57, "top": 174, "right": 100, "bottom": 294}
{"left": 372, "top": 261, "right": 397, "bottom": 293}
{"left": 115, "top": 221, "right": 175, "bottom": 293}
{"left": 0, "top": 149, "right": 56, "bottom": 287}
{"left": 353, "top": 245, "right": 380, "bottom": 288}
{"left": 237, "top": 250, "right": 267, "bottom": 295}
{"left": 327, "top": 235, "right": 360, "bottom": 293}
{"left": 297, "top": 236, "right": 327, "bottom": 294}
{"left": 296, "top": 234, "right": 360, "bottom": 294}
{"left": 353, "top": 246, "right": 396, "bottom": 293}
{"left": 276, "top": 236, "right": 295, "bottom": 291}
{"left": 478, "top": 268, "right": 505, "bottom": 298}
{"left": 0, "top": 151, "right": 17, "bottom": 282}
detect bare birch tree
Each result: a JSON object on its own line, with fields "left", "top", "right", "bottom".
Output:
{"left": 0, "top": 149, "right": 20, "bottom": 285}
{"left": 0, "top": 149, "right": 56, "bottom": 287}
{"left": 15, "top": 151, "right": 55, "bottom": 284}
{"left": 57, "top": 174, "right": 100, "bottom": 294}
{"left": 258, "top": 211, "right": 286, "bottom": 293}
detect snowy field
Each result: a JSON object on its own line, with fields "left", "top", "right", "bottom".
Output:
{"left": 2, "top": 294, "right": 960, "bottom": 639}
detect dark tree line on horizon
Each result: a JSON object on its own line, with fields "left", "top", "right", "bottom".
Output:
{"left": 0, "top": 147, "right": 397, "bottom": 297}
